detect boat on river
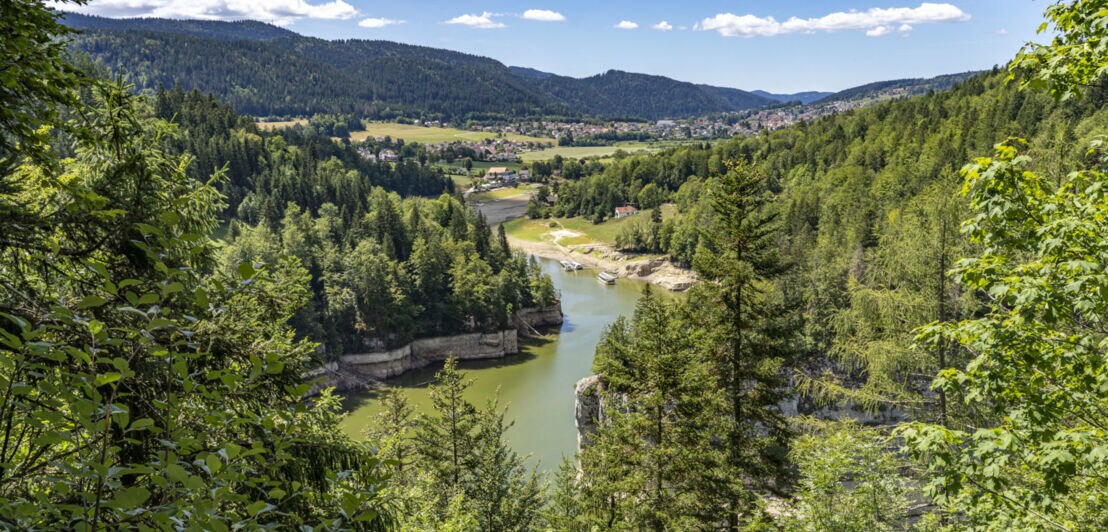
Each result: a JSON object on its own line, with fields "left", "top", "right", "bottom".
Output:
{"left": 560, "top": 260, "right": 583, "bottom": 271}
{"left": 597, "top": 270, "right": 618, "bottom": 284}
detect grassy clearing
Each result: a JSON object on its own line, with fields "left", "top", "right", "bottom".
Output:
{"left": 450, "top": 174, "right": 475, "bottom": 190}
{"left": 349, "top": 122, "right": 552, "bottom": 144}
{"left": 503, "top": 215, "right": 632, "bottom": 247}
{"left": 518, "top": 142, "right": 658, "bottom": 162}
{"left": 503, "top": 205, "right": 677, "bottom": 247}
{"left": 256, "top": 118, "right": 308, "bottom": 130}
{"left": 471, "top": 186, "right": 530, "bottom": 202}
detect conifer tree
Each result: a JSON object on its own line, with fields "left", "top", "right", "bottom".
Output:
{"left": 692, "top": 161, "right": 796, "bottom": 522}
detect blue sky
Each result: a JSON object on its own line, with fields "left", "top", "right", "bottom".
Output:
{"left": 65, "top": 1, "right": 1049, "bottom": 93}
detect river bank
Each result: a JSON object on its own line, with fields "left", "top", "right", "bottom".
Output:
{"left": 312, "top": 303, "right": 563, "bottom": 394}
{"left": 468, "top": 188, "right": 698, "bottom": 291}
{"left": 507, "top": 235, "right": 698, "bottom": 291}
{"left": 339, "top": 256, "right": 673, "bottom": 470}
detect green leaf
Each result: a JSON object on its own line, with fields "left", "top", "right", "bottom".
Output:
{"left": 77, "top": 295, "right": 108, "bottom": 309}
{"left": 108, "top": 487, "right": 150, "bottom": 509}
{"left": 247, "top": 500, "right": 274, "bottom": 517}
{"left": 238, "top": 262, "right": 256, "bottom": 280}
{"left": 95, "top": 373, "right": 122, "bottom": 387}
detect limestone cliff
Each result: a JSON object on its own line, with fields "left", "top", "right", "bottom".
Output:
{"left": 574, "top": 375, "right": 603, "bottom": 452}
{"left": 310, "top": 302, "right": 563, "bottom": 392}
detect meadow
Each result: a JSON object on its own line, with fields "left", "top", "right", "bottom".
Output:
{"left": 517, "top": 143, "right": 659, "bottom": 162}
{"left": 255, "top": 118, "right": 308, "bottom": 130}
{"left": 349, "top": 122, "right": 552, "bottom": 144}
{"left": 502, "top": 204, "right": 676, "bottom": 247}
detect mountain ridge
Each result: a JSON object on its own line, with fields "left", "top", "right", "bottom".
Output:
{"left": 61, "top": 13, "right": 980, "bottom": 121}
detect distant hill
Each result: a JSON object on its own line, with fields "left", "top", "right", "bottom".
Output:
{"left": 61, "top": 13, "right": 978, "bottom": 121}
{"left": 60, "top": 13, "right": 295, "bottom": 41}
{"left": 63, "top": 14, "right": 775, "bottom": 120}
{"left": 751, "top": 90, "right": 833, "bottom": 105}
{"left": 527, "top": 71, "right": 776, "bottom": 119}
{"left": 509, "top": 66, "right": 555, "bottom": 80}
{"left": 813, "top": 72, "right": 984, "bottom": 105}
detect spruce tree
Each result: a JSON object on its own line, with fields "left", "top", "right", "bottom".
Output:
{"left": 692, "top": 161, "right": 796, "bottom": 522}
{"left": 581, "top": 288, "right": 729, "bottom": 529}
{"left": 412, "top": 357, "right": 479, "bottom": 507}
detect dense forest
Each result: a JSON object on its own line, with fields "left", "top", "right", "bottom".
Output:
{"left": 2, "top": 0, "right": 1106, "bottom": 529}
{"left": 61, "top": 13, "right": 778, "bottom": 121}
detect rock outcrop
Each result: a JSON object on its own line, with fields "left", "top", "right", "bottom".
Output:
{"left": 574, "top": 375, "right": 603, "bottom": 452}
{"left": 513, "top": 304, "right": 564, "bottom": 336}
{"left": 310, "top": 303, "right": 564, "bottom": 392}
{"left": 341, "top": 329, "right": 519, "bottom": 380}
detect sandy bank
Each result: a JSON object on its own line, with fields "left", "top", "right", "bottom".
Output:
{"left": 507, "top": 235, "right": 697, "bottom": 291}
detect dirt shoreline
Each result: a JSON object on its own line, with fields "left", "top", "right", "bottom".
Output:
{"left": 506, "top": 235, "right": 697, "bottom": 292}
{"left": 471, "top": 189, "right": 698, "bottom": 291}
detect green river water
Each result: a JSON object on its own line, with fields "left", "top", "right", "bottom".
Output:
{"left": 339, "top": 256, "right": 671, "bottom": 472}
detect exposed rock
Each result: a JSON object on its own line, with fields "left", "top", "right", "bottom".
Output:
{"left": 341, "top": 329, "right": 520, "bottom": 380}
{"left": 622, "top": 259, "right": 665, "bottom": 277}
{"left": 307, "top": 361, "right": 381, "bottom": 396}
{"left": 307, "top": 303, "right": 563, "bottom": 394}
{"left": 575, "top": 375, "right": 603, "bottom": 452}
{"left": 513, "top": 303, "right": 564, "bottom": 336}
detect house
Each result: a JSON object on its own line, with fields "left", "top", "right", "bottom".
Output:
{"left": 614, "top": 205, "right": 638, "bottom": 219}
{"left": 518, "top": 169, "right": 531, "bottom": 181}
{"left": 379, "top": 149, "right": 398, "bottom": 162}
{"left": 485, "top": 167, "right": 517, "bottom": 183}
{"left": 356, "top": 146, "right": 377, "bottom": 161}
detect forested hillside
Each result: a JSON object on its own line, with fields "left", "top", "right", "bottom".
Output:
{"left": 61, "top": 13, "right": 776, "bottom": 120}
{"left": 3, "top": 0, "right": 1106, "bottom": 529}
{"left": 811, "top": 70, "right": 983, "bottom": 104}
{"left": 536, "top": 1, "right": 1108, "bottom": 527}
{"left": 525, "top": 70, "right": 775, "bottom": 118}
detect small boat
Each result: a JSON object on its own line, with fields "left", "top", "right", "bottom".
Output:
{"left": 597, "top": 271, "right": 618, "bottom": 285}
{"left": 560, "top": 260, "right": 583, "bottom": 271}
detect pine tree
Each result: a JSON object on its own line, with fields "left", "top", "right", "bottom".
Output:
{"left": 692, "top": 160, "right": 796, "bottom": 522}
{"left": 412, "top": 358, "right": 479, "bottom": 508}
{"left": 469, "top": 398, "right": 543, "bottom": 531}
{"left": 580, "top": 288, "right": 729, "bottom": 529}
{"left": 365, "top": 388, "right": 416, "bottom": 485}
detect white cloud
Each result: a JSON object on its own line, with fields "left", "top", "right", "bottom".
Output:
{"left": 995, "top": 28, "right": 1009, "bottom": 35}
{"left": 653, "top": 20, "right": 673, "bottom": 31}
{"left": 359, "top": 17, "right": 404, "bottom": 29}
{"left": 446, "top": 11, "right": 505, "bottom": 29}
{"left": 700, "top": 3, "right": 969, "bottom": 37}
{"left": 522, "top": 9, "right": 564, "bottom": 22}
{"left": 898, "top": 23, "right": 913, "bottom": 32}
{"left": 615, "top": 20, "right": 638, "bottom": 30}
{"left": 62, "top": 0, "right": 358, "bottom": 26}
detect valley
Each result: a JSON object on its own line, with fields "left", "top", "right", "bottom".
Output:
{"left": 3, "top": 2, "right": 1105, "bottom": 530}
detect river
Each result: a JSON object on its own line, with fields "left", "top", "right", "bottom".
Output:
{"left": 339, "top": 256, "right": 672, "bottom": 472}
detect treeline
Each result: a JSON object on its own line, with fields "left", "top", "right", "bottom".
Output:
{"left": 70, "top": 24, "right": 561, "bottom": 121}
{"left": 152, "top": 87, "right": 451, "bottom": 221}
{"left": 152, "top": 88, "right": 555, "bottom": 356}
{"left": 221, "top": 192, "right": 556, "bottom": 353}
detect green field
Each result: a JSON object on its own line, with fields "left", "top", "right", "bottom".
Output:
{"left": 518, "top": 143, "right": 659, "bottom": 162}
{"left": 470, "top": 186, "right": 531, "bottom": 202}
{"left": 503, "top": 205, "right": 676, "bottom": 247}
{"left": 349, "top": 122, "right": 553, "bottom": 144}
{"left": 255, "top": 118, "right": 308, "bottom": 130}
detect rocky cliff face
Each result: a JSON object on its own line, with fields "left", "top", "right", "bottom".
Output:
{"left": 513, "top": 304, "right": 565, "bottom": 335}
{"left": 310, "top": 302, "right": 564, "bottom": 392}
{"left": 574, "top": 375, "right": 603, "bottom": 452}
{"left": 341, "top": 329, "right": 520, "bottom": 380}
